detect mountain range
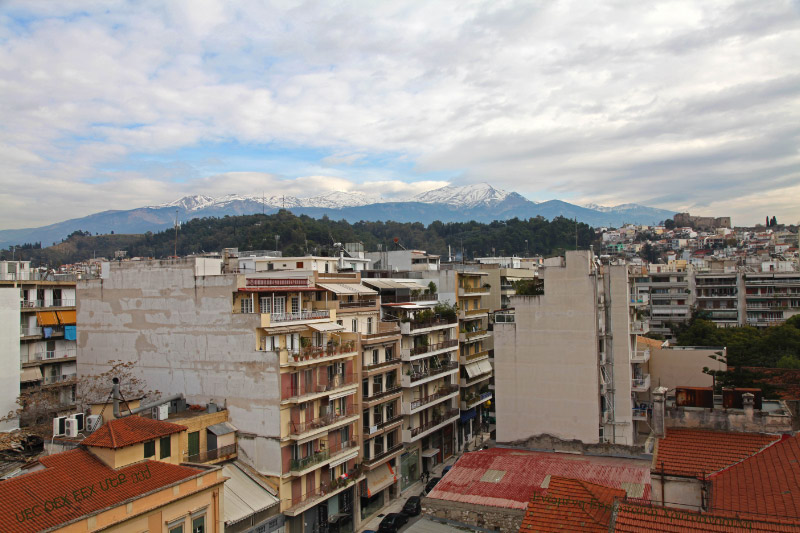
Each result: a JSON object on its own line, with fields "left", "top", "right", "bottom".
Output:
{"left": 0, "top": 183, "right": 676, "bottom": 249}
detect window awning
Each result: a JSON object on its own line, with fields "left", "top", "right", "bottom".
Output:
{"left": 477, "top": 360, "right": 492, "bottom": 375}
{"left": 307, "top": 322, "right": 345, "bottom": 333}
{"left": 21, "top": 367, "right": 42, "bottom": 383}
{"left": 421, "top": 448, "right": 440, "bottom": 458}
{"left": 328, "top": 388, "right": 357, "bottom": 401}
{"left": 464, "top": 362, "right": 480, "bottom": 378}
{"left": 222, "top": 462, "right": 279, "bottom": 526}
{"left": 365, "top": 462, "right": 397, "bottom": 497}
{"left": 317, "top": 283, "right": 377, "bottom": 295}
{"left": 329, "top": 450, "right": 359, "bottom": 468}
{"left": 208, "top": 421, "right": 237, "bottom": 436}
{"left": 36, "top": 311, "right": 59, "bottom": 326}
{"left": 57, "top": 310, "right": 76, "bottom": 325}
{"left": 363, "top": 279, "right": 426, "bottom": 290}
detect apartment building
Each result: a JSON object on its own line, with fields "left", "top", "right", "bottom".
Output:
{"left": 0, "top": 261, "right": 78, "bottom": 425}
{"left": 78, "top": 254, "right": 370, "bottom": 533}
{"left": 493, "top": 251, "right": 646, "bottom": 448}
{"left": 694, "top": 271, "right": 741, "bottom": 327}
{"left": 641, "top": 265, "right": 691, "bottom": 339}
{"left": 744, "top": 271, "right": 800, "bottom": 326}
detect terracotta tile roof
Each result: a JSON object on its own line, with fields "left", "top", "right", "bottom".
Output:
{"left": 519, "top": 476, "right": 625, "bottom": 533}
{"left": 428, "top": 447, "right": 651, "bottom": 510}
{"left": 81, "top": 415, "right": 187, "bottom": 449}
{"left": 636, "top": 336, "right": 664, "bottom": 349}
{"left": 613, "top": 502, "right": 800, "bottom": 532}
{"left": 654, "top": 428, "right": 780, "bottom": 478}
{"left": 711, "top": 433, "right": 800, "bottom": 520}
{"left": 0, "top": 448, "right": 205, "bottom": 533}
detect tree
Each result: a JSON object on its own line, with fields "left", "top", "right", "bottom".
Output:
{"left": 664, "top": 218, "right": 675, "bottom": 230}
{"left": 514, "top": 278, "right": 544, "bottom": 295}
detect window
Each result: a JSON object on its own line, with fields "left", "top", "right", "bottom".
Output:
{"left": 191, "top": 513, "right": 206, "bottom": 533}
{"left": 168, "top": 523, "right": 184, "bottom": 533}
{"left": 340, "top": 425, "right": 350, "bottom": 445}
{"left": 260, "top": 297, "right": 271, "bottom": 314}
{"left": 291, "top": 297, "right": 299, "bottom": 313}
{"left": 144, "top": 440, "right": 155, "bottom": 458}
{"left": 362, "top": 378, "right": 369, "bottom": 397}
{"left": 385, "top": 347, "right": 393, "bottom": 361}
{"left": 273, "top": 296, "right": 286, "bottom": 315}
{"left": 373, "top": 375, "right": 383, "bottom": 394}
{"left": 160, "top": 436, "right": 171, "bottom": 459}
{"left": 240, "top": 297, "right": 253, "bottom": 314}
{"left": 367, "top": 317, "right": 374, "bottom": 334}
{"left": 351, "top": 318, "right": 358, "bottom": 332}
{"left": 372, "top": 349, "right": 379, "bottom": 365}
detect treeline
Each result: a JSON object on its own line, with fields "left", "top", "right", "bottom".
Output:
{"left": 2, "top": 210, "right": 595, "bottom": 267}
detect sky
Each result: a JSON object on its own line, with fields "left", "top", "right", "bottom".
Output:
{"left": 0, "top": 0, "right": 799, "bottom": 229}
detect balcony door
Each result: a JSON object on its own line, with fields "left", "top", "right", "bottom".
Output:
{"left": 273, "top": 296, "right": 286, "bottom": 316}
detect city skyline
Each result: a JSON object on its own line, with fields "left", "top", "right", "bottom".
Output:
{"left": 1, "top": 1, "right": 799, "bottom": 230}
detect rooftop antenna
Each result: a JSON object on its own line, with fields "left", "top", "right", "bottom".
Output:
{"left": 174, "top": 209, "right": 179, "bottom": 257}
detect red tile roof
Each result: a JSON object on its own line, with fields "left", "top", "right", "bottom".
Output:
{"left": 428, "top": 447, "right": 651, "bottom": 510}
{"left": 0, "top": 448, "right": 205, "bottom": 533}
{"left": 81, "top": 415, "right": 187, "bottom": 449}
{"left": 613, "top": 502, "right": 800, "bottom": 532}
{"left": 711, "top": 433, "right": 800, "bottom": 520}
{"left": 520, "top": 476, "right": 625, "bottom": 533}
{"left": 654, "top": 428, "right": 780, "bottom": 478}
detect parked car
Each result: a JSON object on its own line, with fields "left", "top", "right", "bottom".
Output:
{"left": 402, "top": 495, "right": 422, "bottom": 516}
{"left": 378, "top": 513, "right": 409, "bottom": 533}
{"left": 424, "top": 477, "right": 442, "bottom": 495}
{"left": 442, "top": 465, "right": 453, "bottom": 476}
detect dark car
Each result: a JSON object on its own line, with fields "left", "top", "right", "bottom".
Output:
{"left": 402, "top": 495, "right": 422, "bottom": 516}
{"left": 423, "top": 477, "right": 442, "bottom": 495}
{"left": 378, "top": 513, "right": 408, "bottom": 533}
{"left": 442, "top": 465, "right": 453, "bottom": 476}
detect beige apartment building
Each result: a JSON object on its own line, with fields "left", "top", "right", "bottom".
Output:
{"left": 493, "top": 250, "right": 647, "bottom": 448}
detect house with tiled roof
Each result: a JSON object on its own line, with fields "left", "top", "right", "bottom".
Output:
{"left": 651, "top": 427, "right": 781, "bottom": 511}
{"left": 611, "top": 501, "right": 800, "bottom": 532}
{"left": 0, "top": 414, "right": 226, "bottom": 533}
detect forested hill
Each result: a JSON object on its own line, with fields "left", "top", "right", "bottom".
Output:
{"left": 2, "top": 210, "right": 595, "bottom": 267}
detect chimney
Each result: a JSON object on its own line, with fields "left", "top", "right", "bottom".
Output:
{"left": 743, "top": 392, "right": 755, "bottom": 420}
{"left": 652, "top": 386, "right": 668, "bottom": 438}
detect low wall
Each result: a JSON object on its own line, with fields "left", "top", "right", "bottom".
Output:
{"left": 499, "top": 433, "right": 647, "bottom": 458}
{"left": 665, "top": 406, "right": 792, "bottom": 433}
{"left": 422, "top": 497, "right": 525, "bottom": 533}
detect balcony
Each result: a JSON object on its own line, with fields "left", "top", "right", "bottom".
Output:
{"left": 461, "top": 391, "right": 492, "bottom": 411}
{"left": 283, "top": 464, "right": 364, "bottom": 516}
{"left": 185, "top": 443, "right": 237, "bottom": 464}
{"left": 282, "top": 373, "right": 356, "bottom": 404}
{"left": 25, "top": 348, "right": 77, "bottom": 366}
{"left": 460, "top": 371, "right": 493, "bottom": 388}
{"left": 493, "top": 312, "right": 515, "bottom": 324}
{"left": 462, "top": 350, "right": 489, "bottom": 363}
{"left": 288, "top": 439, "right": 359, "bottom": 477}
{"left": 630, "top": 321, "right": 650, "bottom": 334}
{"left": 361, "top": 322, "right": 402, "bottom": 345}
{"left": 338, "top": 299, "right": 378, "bottom": 310}
{"left": 44, "top": 373, "right": 77, "bottom": 386}
{"left": 289, "top": 407, "right": 358, "bottom": 439}
{"left": 259, "top": 310, "right": 334, "bottom": 329}
{"left": 363, "top": 443, "right": 404, "bottom": 468}
{"left": 631, "top": 374, "right": 651, "bottom": 392}
{"left": 458, "top": 286, "right": 489, "bottom": 297}
{"left": 282, "top": 341, "right": 358, "bottom": 367}
{"left": 630, "top": 350, "right": 650, "bottom": 364}
{"left": 381, "top": 293, "right": 438, "bottom": 304}
{"left": 401, "top": 340, "right": 458, "bottom": 361}
{"left": 405, "top": 385, "right": 459, "bottom": 415}
{"left": 459, "top": 329, "right": 490, "bottom": 342}
{"left": 363, "top": 414, "right": 403, "bottom": 438}
{"left": 20, "top": 299, "right": 76, "bottom": 309}
{"left": 21, "top": 326, "right": 42, "bottom": 338}
{"left": 632, "top": 408, "right": 648, "bottom": 421}
{"left": 400, "top": 317, "right": 457, "bottom": 335}
{"left": 402, "top": 361, "right": 459, "bottom": 387}
{"left": 363, "top": 384, "right": 402, "bottom": 405}
{"left": 629, "top": 295, "right": 649, "bottom": 306}
{"left": 403, "top": 408, "right": 460, "bottom": 442}
{"left": 459, "top": 308, "right": 489, "bottom": 320}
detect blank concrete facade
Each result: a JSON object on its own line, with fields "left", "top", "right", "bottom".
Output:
{"left": 0, "top": 287, "right": 20, "bottom": 431}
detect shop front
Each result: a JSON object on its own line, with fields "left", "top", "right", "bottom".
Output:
{"left": 400, "top": 448, "right": 420, "bottom": 491}
{"left": 360, "top": 461, "right": 398, "bottom": 520}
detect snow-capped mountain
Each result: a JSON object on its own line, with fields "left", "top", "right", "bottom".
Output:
{"left": 412, "top": 183, "right": 516, "bottom": 208}
{"left": 583, "top": 202, "right": 675, "bottom": 222}
{"left": 152, "top": 190, "right": 387, "bottom": 212}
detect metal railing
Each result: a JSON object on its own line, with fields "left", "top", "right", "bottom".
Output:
{"left": 463, "top": 350, "right": 489, "bottom": 362}
{"left": 271, "top": 310, "right": 330, "bottom": 322}
{"left": 44, "top": 373, "right": 77, "bottom": 385}
{"left": 409, "top": 361, "right": 459, "bottom": 382}
{"left": 21, "top": 326, "right": 42, "bottom": 337}
{"left": 185, "top": 443, "right": 237, "bottom": 463}
{"left": 403, "top": 339, "right": 458, "bottom": 358}
{"left": 33, "top": 348, "right": 77, "bottom": 361}
{"left": 364, "top": 384, "right": 401, "bottom": 402}
{"left": 285, "top": 373, "right": 356, "bottom": 400}
{"left": 289, "top": 439, "right": 357, "bottom": 472}
{"left": 380, "top": 293, "right": 438, "bottom": 304}
{"left": 410, "top": 385, "right": 458, "bottom": 410}
{"left": 403, "top": 317, "right": 457, "bottom": 332}
{"left": 339, "top": 299, "right": 377, "bottom": 309}
{"left": 247, "top": 278, "right": 309, "bottom": 287}
{"left": 290, "top": 407, "right": 355, "bottom": 435}
{"left": 409, "top": 408, "right": 459, "bottom": 437}
{"left": 363, "top": 442, "right": 403, "bottom": 466}
{"left": 19, "top": 299, "right": 75, "bottom": 308}
{"left": 289, "top": 342, "right": 357, "bottom": 362}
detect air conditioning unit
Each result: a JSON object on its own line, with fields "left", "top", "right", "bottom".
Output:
{"left": 151, "top": 404, "right": 169, "bottom": 421}
{"left": 86, "top": 414, "right": 103, "bottom": 433}
{"left": 53, "top": 416, "right": 67, "bottom": 437}
{"left": 65, "top": 418, "right": 79, "bottom": 438}
{"left": 72, "top": 413, "right": 85, "bottom": 432}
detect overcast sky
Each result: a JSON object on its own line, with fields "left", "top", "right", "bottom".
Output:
{"left": 1, "top": 0, "right": 799, "bottom": 229}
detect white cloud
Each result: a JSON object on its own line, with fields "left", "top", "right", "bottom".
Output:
{"left": 0, "top": 0, "right": 798, "bottom": 228}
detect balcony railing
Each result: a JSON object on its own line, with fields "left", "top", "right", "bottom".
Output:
{"left": 632, "top": 408, "right": 648, "bottom": 420}
{"left": 632, "top": 375, "right": 651, "bottom": 391}
{"left": 630, "top": 321, "right": 650, "bottom": 334}
{"left": 287, "top": 341, "right": 357, "bottom": 363}
{"left": 271, "top": 310, "right": 330, "bottom": 323}
{"left": 363, "top": 443, "right": 404, "bottom": 467}
{"left": 380, "top": 293, "right": 438, "bottom": 304}
{"left": 20, "top": 299, "right": 76, "bottom": 309}
{"left": 401, "top": 317, "right": 457, "bottom": 334}
{"left": 185, "top": 443, "right": 237, "bottom": 463}
{"left": 21, "top": 326, "right": 42, "bottom": 337}
{"left": 290, "top": 407, "right": 356, "bottom": 436}
{"left": 33, "top": 348, "right": 77, "bottom": 361}
{"left": 410, "top": 385, "right": 458, "bottom": 410}
{"left": 247, "top": 278, "right": 309, "bottom": 287}
{"left": 460, "top": 286, "right": 489, "bottom": 295}
{"left": 289, "top": 439, "right": 357, "bottom": 472}
{"left": 463, "top": 350, "right": 489, "bottom": 362}
{"left": 284, "top": 464, "right": 363, "bottom": 514}
{"left": 409, "top": 361, "right": 459, "bottom": 383}
{"left": 363, "top": 357, "right": 401, "bottom": 371}
{"left": 339, "top": 299, "right": 377, "bottom": 309}
{"left": 630, "top": 350, "right": 650, "bottom": 363}
{"left": 364, "top": 384, "right": 401, "bottom": 402}
{"left": 44, "top": 373, "right": 77, "bottom": 385}
{"left": 402, "top": 339, "right": 458, "bottom": 359}
{"left": 284, "top": 373, "right": 356, "bottom": 400}
{"left": 409, "top": 408, "right": 459, "bottom": 438}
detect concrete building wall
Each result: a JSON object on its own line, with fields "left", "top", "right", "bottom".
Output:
{"left": 650, "top": 475, "right": 703, "bottom": 511}
{"left": 0, "top": 287, "right": 20, "bottom": 431}
{"left": 77, "top": 259, "right": 282, "bottom": 475}
{"left": 648, "top": 346, "right": 723, "bottom": 391}
{"left": 607, "top": 264, "right": 634, "bottom": 446}
{"left": 494, "top": 251, "right": 601, "bottom": 444}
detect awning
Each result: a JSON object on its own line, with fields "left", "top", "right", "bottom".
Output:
{"left": 464, "top": 362, "right": 481, "bottom": 378}
{"left": 421, "top": 448, "right": 440, "bottom": 458}
{"left": 222, "top": 462, "right": 280, "bottom": 526}
{"left": 477, "top": 360, "right": 492, "bottom": 375}
{"left": 56, "top": 310, "right": 76, "bottom": 324}
{"left": 317, "top": 283, "right": 377, "bottom": 295}
{"left": 20, "top": 367, "right": 42, "bottom": 383}
{"left": 208, "top": 421, "right": 237, "bottom": 436}
{"left": 363, "top": 279, "right": 426, "bottom": 290}
{"left": 329, "top": 450, "right": 359, "bottom": 468}
{"left": 36, "top": 311, "right": 59, "bottom": 327}
{"left": 329, "top": 388, "right": 357, "bottom": 400}
{"left": 365, "top": 462, "right": 397, "bottom": 497}
{"left": 307, "top": 322, "right": 345, "bottom": 333}
{"left": 261, "top": 325, "right": 307, "bottom": 334}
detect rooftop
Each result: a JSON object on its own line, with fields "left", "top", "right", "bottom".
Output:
{"left": 520, "top": 476, "right": 625, "bottom": 533}
{"left": 426, "top": 447, "right": 650, "bottom": 510}
{"left": 654, "top": 428, "right": 780, "bottom": 479}
{"left": 0, "top": 448, "right": 205, "bottom": 533}
{"left": 613, "top": 502, "right": 800, "bottom": 532}
{"left": 81, "top": 415, "right": 187, "bottom": 449}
